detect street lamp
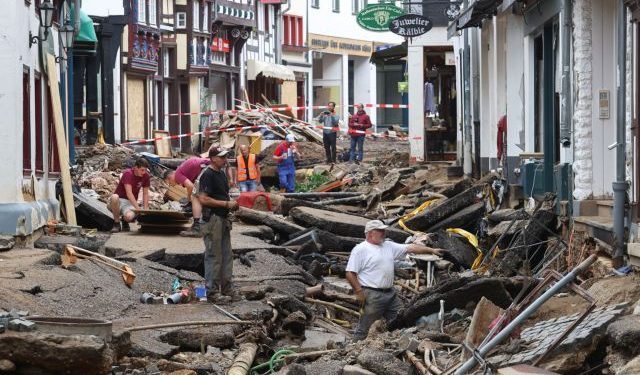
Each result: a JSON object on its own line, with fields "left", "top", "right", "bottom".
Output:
{"left": 29, "top": 0, "right": 55, "bottom": 48}
{"left": 55, "top": 23, "right": 75, "bottom": 63}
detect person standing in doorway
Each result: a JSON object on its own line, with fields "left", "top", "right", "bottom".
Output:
{"left": 109, "top": 158, "right": 150, "bottom": 232}
{"left": 348, "top": 103, "right": 372, "bottom": 164}
{"left": 235, "top": 144, "right": 261, "bottom": 192}
{"left": 198, "top": 146, "right": 239, "bottom": 303}
{"left": 346, "top": 220, "right": 443, "bottom": 341}
{"left": 317, "top": 101, "right": 340, "bottom": 164}
{"left": 273, "top": 133, "right": 300, "bottom": 193}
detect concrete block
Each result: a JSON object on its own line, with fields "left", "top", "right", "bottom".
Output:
{"left": 343, "top": 365, "right": 376, "bottom": 375}
{"left": 8, "top": 319, "right": 36, "bottom": 332}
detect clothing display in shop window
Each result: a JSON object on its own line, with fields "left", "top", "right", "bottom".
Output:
{"left": 424, "top": 82, "right": 436, "bottom": 114}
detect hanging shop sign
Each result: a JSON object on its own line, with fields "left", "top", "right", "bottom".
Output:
{"left": 356, "top": 3, "right": 405, "bottom": 32}
{"left": 389, "top": 13, "right": 432, "bottom": 37}
{"left": 211, "top": 37, "right": 230, "bottom": 53}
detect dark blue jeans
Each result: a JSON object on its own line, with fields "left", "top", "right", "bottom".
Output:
{"left": 349, "top": 136, "right": 365, "bottom": 162}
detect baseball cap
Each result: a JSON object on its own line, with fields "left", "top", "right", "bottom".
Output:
{"left": 364, "top": 220, "right": 389, "bottom": 233}
{"left": 208, "top": 146, "right": 229, "bottom": 158}
{"left": 285, "top": 134, "right": 295, "bottom": 142}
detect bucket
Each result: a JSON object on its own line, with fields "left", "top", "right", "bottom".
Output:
{"left": 195, "top": 286, "right": 206, "bottom": 299}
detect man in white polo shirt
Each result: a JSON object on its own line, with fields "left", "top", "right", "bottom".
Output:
{"left": 346, "top": 220, "right": 443, "bottom": 341}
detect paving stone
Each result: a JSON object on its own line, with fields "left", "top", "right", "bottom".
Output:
{"left": 7, "top": 319, "right": 36, "bottom": 332}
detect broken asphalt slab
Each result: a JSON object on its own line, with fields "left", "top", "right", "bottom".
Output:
{"left": 104, "top": 223, "right": 286, "bottom": 273}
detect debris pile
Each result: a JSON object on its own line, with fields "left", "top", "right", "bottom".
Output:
{"left": 5, "top": 137, "right": 640, "bottom": 375}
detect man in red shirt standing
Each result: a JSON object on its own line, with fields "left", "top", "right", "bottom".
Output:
{"left": 164, "top": 156, "right": 211, "bottom": 236}
{"left": 109, "top": 158, "right": 151, "bottom": 232}
{"left": 348, "top": 103, "right": 372, "bottom": 164}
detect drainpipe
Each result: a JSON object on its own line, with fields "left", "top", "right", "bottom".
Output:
{"left": 612, "top": 0, "right": 627, "bottom": 265}
{"left": 559, "top": 0, "right": 571, "bottom": 148}
{"left": 471, "top": 27, "right": 480, "bottom": 178}
{"left": 463, "top": 27, "right": 472, "bottom": 177}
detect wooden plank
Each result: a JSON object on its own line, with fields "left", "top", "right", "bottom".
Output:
{"left": 165, "top": 184, "right": 188, "bottom": 201}
{"left": 46, "top": 54, "right": 77, "bottom": 225}
{"left": 153, "top": 130, "right": 171, "bottom": 157}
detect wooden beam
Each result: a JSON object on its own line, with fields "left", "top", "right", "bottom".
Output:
{"left": 46, "top": 54, "right": 76, "bottom": 225}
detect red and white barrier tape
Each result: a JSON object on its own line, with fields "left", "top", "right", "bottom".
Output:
{"left": 162, "top": 103, "right": 409, "bottom": 118}
{"left": 120, "top": 122, "right": 420, "bottom": 146}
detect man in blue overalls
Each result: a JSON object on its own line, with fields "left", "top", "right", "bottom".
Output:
{"left": 273, "top": 134, "right": 300, "bottom": 192}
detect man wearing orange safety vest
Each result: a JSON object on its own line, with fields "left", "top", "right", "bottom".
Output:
{"left": 235, "top": 145, "right": 261, "bottom": 192}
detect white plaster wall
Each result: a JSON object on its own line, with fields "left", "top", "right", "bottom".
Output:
{"left": 308, "top": 1, "right": 403, "bottom": 45}
{"left": 505, "top": 13, "right": 525, "bottom": 158}
{"left": 479, "top": 24, "right": 492, "bottom": 161}
{"left": 352, "top": 56, "right": 375, "bottom": 123}
{"left": 573, "top": 0, "right": 593, "bottom": 200}
{"left": 407, "top": 44, "right": 424, "bottom": 161}
{"left": 81, "top": 0, "right": 126, "bottom": 16}
{"left": 0, "top": 2, "right": 63, "bottom": 203}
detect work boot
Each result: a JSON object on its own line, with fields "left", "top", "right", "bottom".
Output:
{"left": 121, "top": 221, "right": 131, "bottom": 232}
{"left": 180, "top": 221, "right": 202, "bottom": 237}
{"left": 110, "top": 222, "right": 121, "bottom": 233}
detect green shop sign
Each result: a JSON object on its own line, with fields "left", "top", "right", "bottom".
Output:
{"left": 356, "top": 3, "right": 405, "bottom": 32}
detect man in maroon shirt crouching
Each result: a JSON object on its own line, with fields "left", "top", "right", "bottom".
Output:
{"left": 109, "top": 158, "right": 151, "bottom": 232}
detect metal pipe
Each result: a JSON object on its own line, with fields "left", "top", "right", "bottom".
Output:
{"left": 463, "top": 26, "right": 472, "bottom": 177}
{"left": 613, "top": 0, "right": 628, "bottom": 263}
{"left": 454, "top": 254, "right": 597, "bottom": 374}
{"left": 559, "top": 0, "right": 572, "bottom": 147}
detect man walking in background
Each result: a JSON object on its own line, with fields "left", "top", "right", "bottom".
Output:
{"left": 317, "top": 101, "right": 340, "bottom": 164}
{"left": 348, "top": 103, "right": 372, "bottom": 164}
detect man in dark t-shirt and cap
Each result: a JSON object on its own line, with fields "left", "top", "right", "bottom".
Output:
{"left": 198, "top": 146, "right": 240, "bottom": 303}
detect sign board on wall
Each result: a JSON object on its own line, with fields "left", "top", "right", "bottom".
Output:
{"left": 356, "top": 3, "right": 404, "bottom": 32}
{"left": 445, "top": 52, "right": 456, "bottom": 65}
{"left": 389, "top": 14, "right": 432, "bottom": 37}
{"left": 308, "top": 33, "right": 373, "bottom": 57}
{"left": 599, "top": 90, "right": 610, "bottom": 119}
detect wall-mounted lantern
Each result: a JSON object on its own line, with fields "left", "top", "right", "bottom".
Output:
{"left": 28, "top": 0, "right": 55, "bottom": 48}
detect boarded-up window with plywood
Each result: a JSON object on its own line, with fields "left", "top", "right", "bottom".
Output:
{"left": 127, "top": 77, "right": 146, "bottom": 140}
{"left": 281, "top": 80, "right": 297, "bottom": 118}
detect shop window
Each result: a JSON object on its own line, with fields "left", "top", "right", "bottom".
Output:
{"left": 23, "top": 67, "right": 31, "bottom": 172}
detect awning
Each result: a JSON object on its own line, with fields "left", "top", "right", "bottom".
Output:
{"left": 72, "top": 6, "right": 98, "bottom": 55}
{"left": 370, "top": 42, "right": 407, "bottom": 65}
{"left": 247, "top": 59, "right": 295, "bottom": 81}
{"left": 448, "top": 0, "right": 502, "bottom": 36}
